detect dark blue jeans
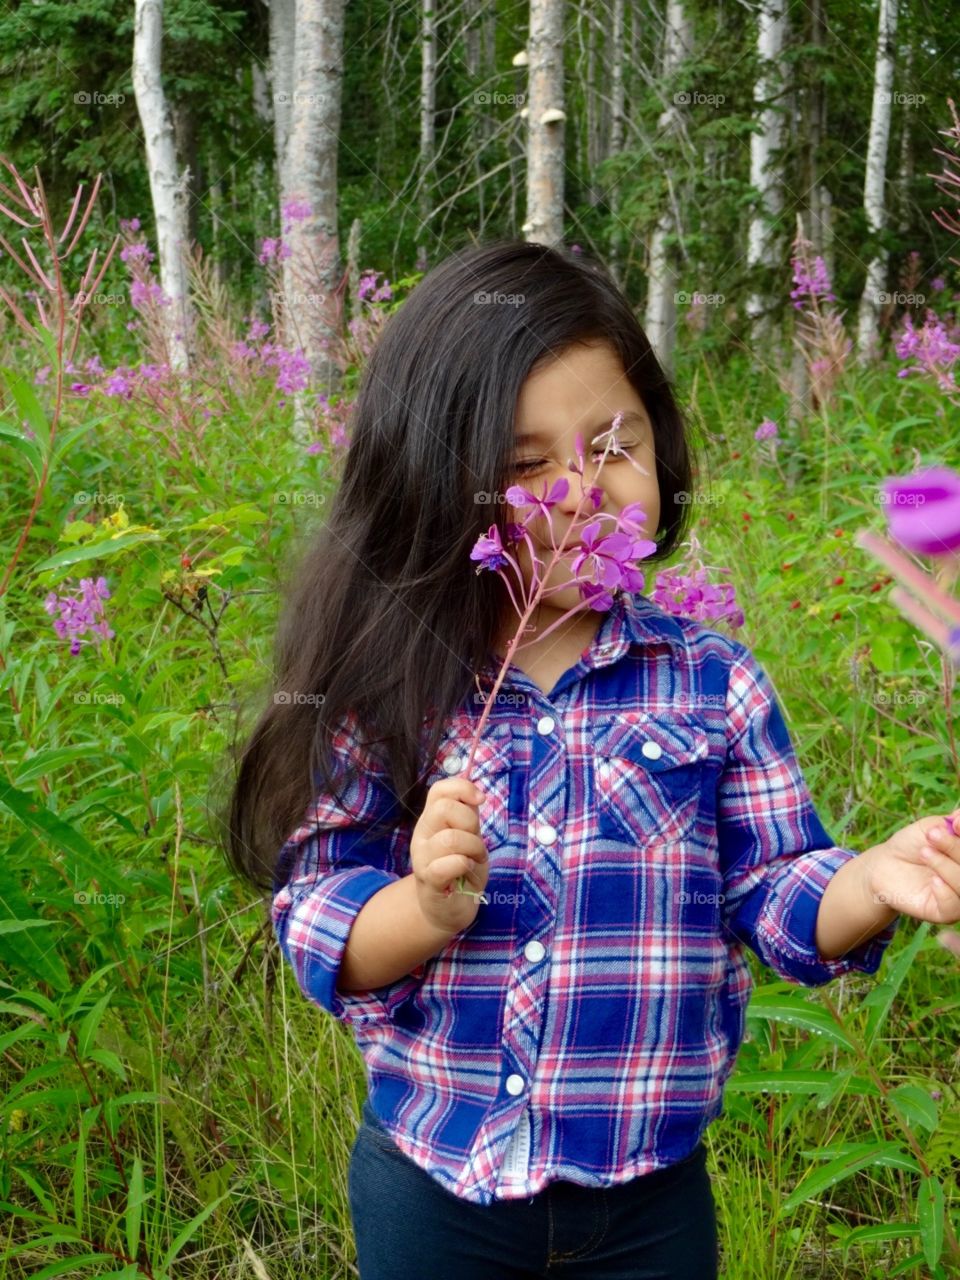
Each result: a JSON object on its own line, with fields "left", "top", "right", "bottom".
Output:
{"left": 348, "top": 1098, "right": 719, "bottom": 1279}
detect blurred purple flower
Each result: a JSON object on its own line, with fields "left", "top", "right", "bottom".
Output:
{"left": 754, "top": 419, "right": 779, "bottom": 442}
{"left": 882, "top": 466, "right": 960, "bottom": 557}
{"left": 790, "top": 254, "right": 835, "bottom": 310}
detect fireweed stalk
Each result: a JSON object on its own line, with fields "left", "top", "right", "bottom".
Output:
{"left": 452, "top": 411, "right": 657, "bottom": 899}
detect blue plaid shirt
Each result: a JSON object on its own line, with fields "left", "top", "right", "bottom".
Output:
{"left": 271, "top": 590, "right": 899, "bottom": 1205}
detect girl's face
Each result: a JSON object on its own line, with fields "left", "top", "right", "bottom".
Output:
{"left": 502, "top": 340, "right": 662, "bottom": 619}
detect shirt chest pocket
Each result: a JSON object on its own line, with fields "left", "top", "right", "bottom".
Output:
{"left": 425, "top": 719, "right": 514, "bottom": 848}
{"left": 592, "top": 714, "right": 710, "bottom": 847}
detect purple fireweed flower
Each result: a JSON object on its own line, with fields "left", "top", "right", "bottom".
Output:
{"left": 44, "top": 576, "right": 115, "bottom": 655}
{"left": 894, "top": 311, "right": 960, "bottom": 384}
{"left": 790, "top": 254, "right": 836, "bottom": 310}
{"left": 505, "top": 477, "right": 570, "bottom": 526}
{"left": 258, "top": 236, "right": 292, "bottom": 265}
{"left": 471, "top": 525, "right": 511, "bottom": 572}
{"left": 102, "top": 368, "right": 135, "bottom": 399}
{"left": 931, "top": 277, "right": 946, "bottom": 292}
{"left": 651, "top": 566, "right": 745, "bottom": 627}
{"left": 882, "top": 466, "right": 960, "bottom": 556}
{"left": 120, "top": 242, "right": 155, "bottom": 265}
{"left": 755, "top": 419, "right": 778, "bottom": 441}
{"left": 34, "top": 365, "right": 50, "bottom": 385}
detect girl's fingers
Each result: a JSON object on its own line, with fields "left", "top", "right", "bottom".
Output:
{"left": 921, "top": 845, "right": 960, "bottom": 898}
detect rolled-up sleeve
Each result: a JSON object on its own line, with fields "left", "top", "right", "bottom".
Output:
{"left": 270, "top": 724, "right": 425, "bottom": 1027}
{"left": 716, "top": 643, "right": 900, "bottom": 987}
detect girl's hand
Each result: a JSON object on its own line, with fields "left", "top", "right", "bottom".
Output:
{"left": 866, "top": 809, "right": 960, "bottom": 924}
{"left": 410, "top": 777, "right": 490, "bottom": 934}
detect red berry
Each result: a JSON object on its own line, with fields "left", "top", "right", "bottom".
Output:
{"left": 834, "top": 528, "right": 844, "bottom": 537}
{"left": 789, "top": 600, "right": 802, "bottom": 610}
{"left": 781, "top": 562, "right": 793, "bottom": 571}
{"left": 180, "top": 554, "right": 192, "bottom": 569}
{"left": 870, "top": 582, "right": 883, "bottom": 593}
{"left": 786, "top": 512, "right": 796, "bottom": 521}
{"left": 731, "top": 451, "right": 741, "bottom": 459}
{"left": 833, "top": 576, "right": 844, "bottom": 586}
{"left": 831, "top": 611, "right": 842, "bottom": 621}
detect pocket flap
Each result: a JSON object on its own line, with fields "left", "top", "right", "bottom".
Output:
{"left": 430, "top": 719, "right": 513, "bottom": 783}
{"left": 594, "top": 713, "right": 709, "bottom": 772}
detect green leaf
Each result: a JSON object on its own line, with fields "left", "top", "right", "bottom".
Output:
{"left": 918, "top": 1174, "right": 945, "bottom": 1269}
{"left": 842, "top": 1222, "right": 920, "bottom": 1261}
{"left": 75, "top": 993, "right": 113, "bottom": 1061}
{"left": 32, "top": 529, "right": 163, "bottom": 576}
{"left": 0, "top": 367, "right": 50, "bottom": 452}
{"left": 0, "top": 418, "right": 44, "bottom": 482}
{"left": 724, "top": 1070, "right": 839, "bottom": 1095}
{"left": 125, "top": 1156, "right": 145, "bottom": 1260}
{"left": 157, "top": 1192, "right": 230, "bottom": 1274}
{"left": 888, "top": 1084, "right": 939, "bottom": 1133}
{"left": 864, "top": 921, "right": 928, "bottom": 1050}
{"left": 778, "top": 1142, "right": 919, "bottom": 1215}
{"left": 870, "top": 634, "right": 896, "bottom": 674}
{"left": 746, "top": 995, "right": 855, "bottom": 1049}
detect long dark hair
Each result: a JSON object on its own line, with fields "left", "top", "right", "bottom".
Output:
{"left": 221, "top": 238, "right": 698, "bottom": 894}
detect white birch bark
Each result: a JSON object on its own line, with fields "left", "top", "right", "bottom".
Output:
{"left": 644, "top": 0, "right": 691, "bottom": 374}
{"left": 524, "top": 0, "right": 566, "bottom": 246}
{"left": 418, "top": 0, "right": 436, "bottom": 268}
{"left": 132, "top": 0, "right": 191, "bottom": 371}
{"left": 284, "top": 0, "right": 346, "bottom": 438}
{"left": 746, "top": 0, "right": 787, "bottom": 345}
{"left": 856, "top": 0, "right": 899, "bottom": 362}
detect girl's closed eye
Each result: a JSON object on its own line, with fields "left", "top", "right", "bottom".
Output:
{"left": 511, "top": 440, "right": 640, "bottom": 476}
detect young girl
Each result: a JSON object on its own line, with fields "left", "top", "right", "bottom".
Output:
{"left": 228, "top": 240, "right": 960, "bottom": 1280}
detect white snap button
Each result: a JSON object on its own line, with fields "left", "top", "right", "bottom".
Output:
{"left": 442, "top": 754, "right": 465, "bottom": 775}
{"left": 641, "top": 741, "right": 662, "bottom": 760}
{"left": 536, "top": 715, "right": 556, "bottom": 735}
{"left": 536, "top": 823, "right": 557, "bottom": 845}
{"left": 597, "top": 761, "right": 611, "bottom": 779}
{"left": 524, "top": 940, "right": 546, "bottom": 962}
{"left": 506, "top": 1074, "right": 525, "bottom": 1096}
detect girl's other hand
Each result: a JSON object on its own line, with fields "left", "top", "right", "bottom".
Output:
{"left": 411, "top": 777, "right": 490, "bottom": 934}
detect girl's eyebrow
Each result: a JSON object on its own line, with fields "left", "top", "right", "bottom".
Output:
{"left": 514, "top": 409, "right": 647, "bottom": 446}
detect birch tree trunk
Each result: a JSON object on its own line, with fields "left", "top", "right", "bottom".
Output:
{"left": 284, "top": 0, "right": 346, "bottom": 441}
{"left": 269, "top": 0, "right": 296, "bottom": 346}
{"left": 132, "top": 0, "right": 191, "bottom": 372}
{"left": 418, "top": 0, "right": 436, "bottom": 269}
{"left": 746, "top": 0, "right": 787, "bottom": 347}
{"left": 524, "top": 0, "right": 566, "bottom": 246}
{"left": 607, "top": 0, "right": 627, "bottom": 286}
{"left": 856, "top": 0, "right": 899, "bottom": 362}
{"left": 644, "top": 0, "right": 691, "bottom": 375}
